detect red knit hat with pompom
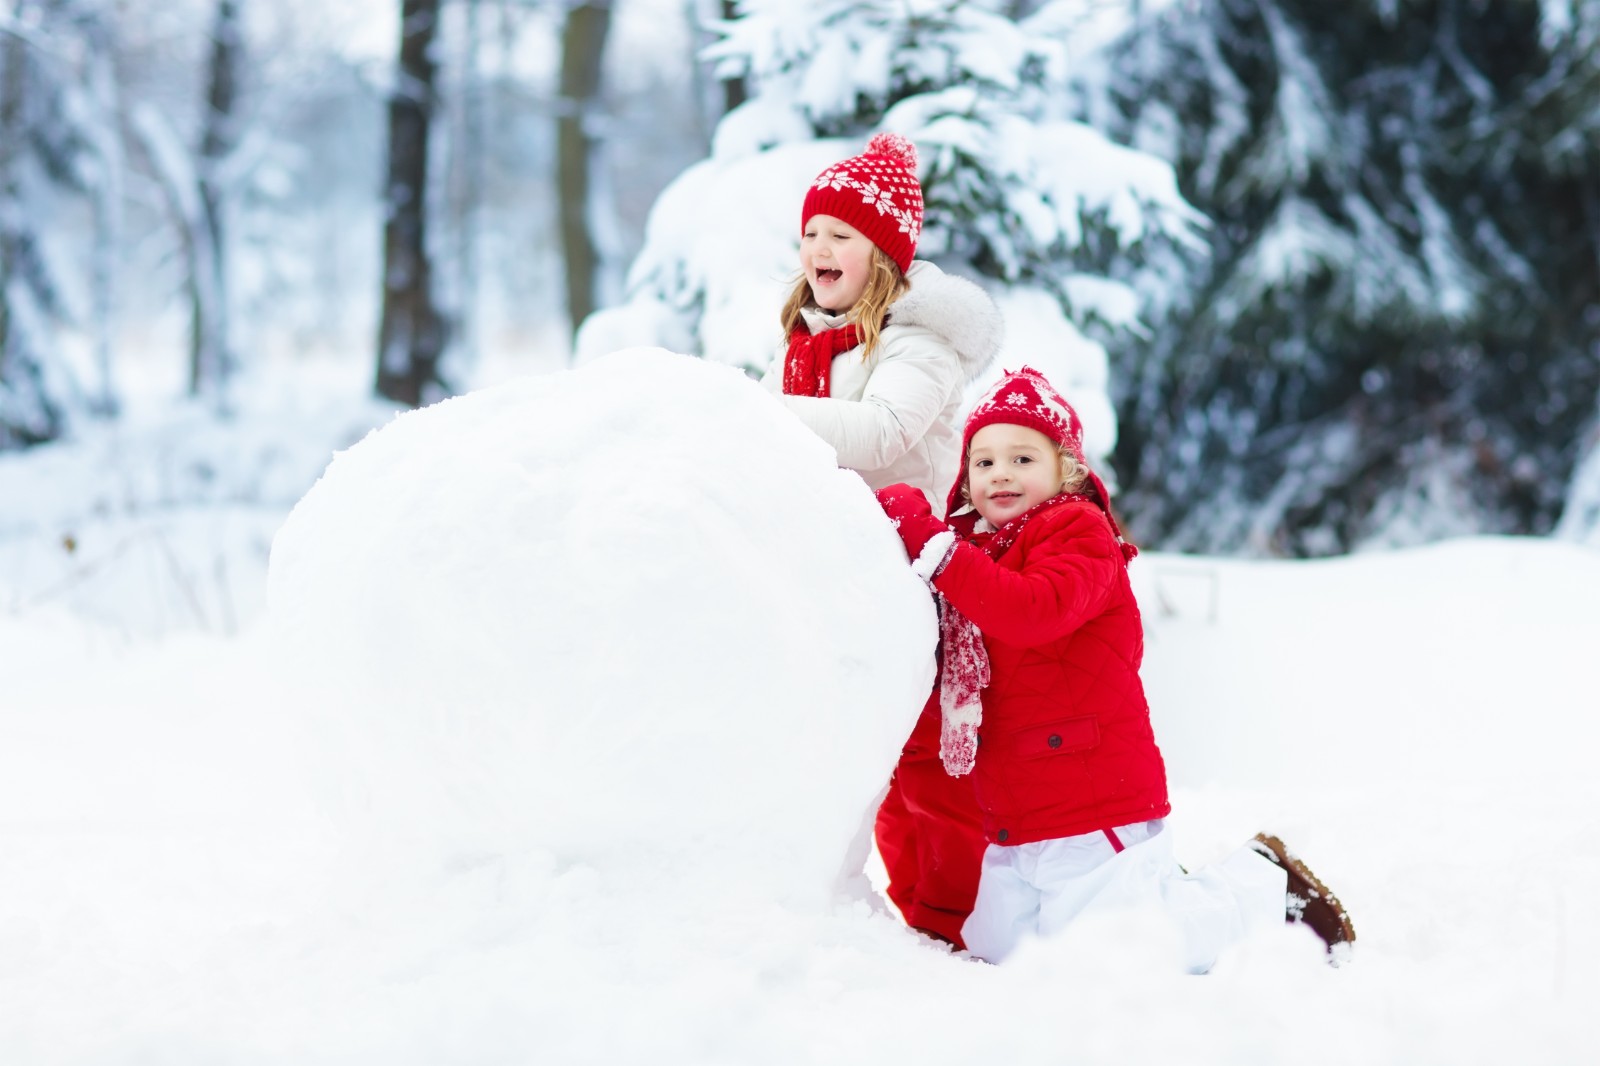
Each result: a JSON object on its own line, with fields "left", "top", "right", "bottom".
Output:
{"left": 801, "top": 133, "right": 924, "bottom": 274}
{"left": 961, "top": 366, "right": 1086, "bottom": 465}
{"left": 950, "top": 367, "right": 1139, "bottom": 562}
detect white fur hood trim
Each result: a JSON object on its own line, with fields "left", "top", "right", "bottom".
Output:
{"left": 888, "top": 261, "right": 1003, "bottom": 384}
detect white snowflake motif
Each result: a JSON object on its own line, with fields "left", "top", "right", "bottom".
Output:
{"left": 814, "top": 168, "right": 855, "bottom": 193}
{"left": 859, "top": 181, "right": 897, "bottom": 216}
{"left": 896, "top": 210, "right": 921, "bottom": 241}
{"left": 1003, "top": 391, "right": 1029, "bottom": 406}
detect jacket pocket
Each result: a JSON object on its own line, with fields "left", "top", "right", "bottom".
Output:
{"left": 1009, "top": 715, "right": 1100, "bottom": 760}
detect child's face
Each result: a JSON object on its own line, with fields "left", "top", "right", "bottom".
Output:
{"left": 800, "top": 214, "right": 873, "bottom": 314}
{"left": 966, "top": 423, "right": 1068, "bottom": 527}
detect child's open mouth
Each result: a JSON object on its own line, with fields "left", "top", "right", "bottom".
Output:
{"left": 816, "top": 269, "right": 842, "bottom": 283}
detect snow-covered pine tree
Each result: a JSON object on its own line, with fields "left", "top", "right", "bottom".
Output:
{"left": 0, "top": 0, "right": 122, "bottom": 449}
{"left": 577, "top": 0, "right": 1203, "bottom": 470}
{"left": 1088, "top": 0, "right": 1600, "bottom": 555}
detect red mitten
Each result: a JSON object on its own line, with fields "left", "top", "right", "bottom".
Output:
{"left": 875, "top": 484, "right": 949, "bottom": 560}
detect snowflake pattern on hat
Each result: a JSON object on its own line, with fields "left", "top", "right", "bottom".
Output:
{"left": 810, "top": 166, "right": 921, "bottom": 244}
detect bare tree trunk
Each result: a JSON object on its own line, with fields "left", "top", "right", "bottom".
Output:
{"left": 83, "top": 14, "right": 122, "bottom": 417}
{"left": 556, "top": 0, "right": 611, "bottom": 341}
{"left": 718, "top": 0, "right": 745, "bottom": 113}
{"left": 376, "top": 0, "right": 448, "bottom": 407}
{"left": 0, "top": 17, "right": 26, "bottom": 404}
{"left": 0, "top": 10, "right": 61, "bottom": 444}
{"left": 450, "top": 0, "right": 485, "bottom": 372}
{"left": 0, "top": 11, "right": 56, "bottom": 447}
{"left": 193, "top": 0, "right": 240, "bottom": 400}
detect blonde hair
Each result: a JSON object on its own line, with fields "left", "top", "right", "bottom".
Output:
{"left": 779, "top": 245, "right": 910, "bottom": 360}
{"left": 958, "top": 443, "right": 1092, "bottom": 505}
{"left": 1059, "top": 448, "right": 1091, "bottom": 494}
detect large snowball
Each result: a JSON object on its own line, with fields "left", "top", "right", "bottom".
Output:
{"left": 266, "top": 349, "right": 936, "bottom": 909}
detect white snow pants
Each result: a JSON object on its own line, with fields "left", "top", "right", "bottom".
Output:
{"left": 960, "top": 819, "right": 1287, "bottom": 972}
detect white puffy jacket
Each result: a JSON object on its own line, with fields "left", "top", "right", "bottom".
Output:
{"left": 762, "top": 261, "right": 1002, "bottom": 516}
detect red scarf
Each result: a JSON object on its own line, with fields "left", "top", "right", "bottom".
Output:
{"left": 982, "top": 493, "right": 1084, "bottom": 557}
{"left": 955, "top": 490, "right": 1138, "bottom": 563}
{"left": 781, "top": 323, "right": 860, "bottom": 398}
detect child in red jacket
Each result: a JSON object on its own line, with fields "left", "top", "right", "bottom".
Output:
{"left": 876, "top": 367, "right": 1356, "bottom": 969}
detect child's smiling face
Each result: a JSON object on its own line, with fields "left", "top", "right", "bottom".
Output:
{"left": 800, "top": 214, "right": 873, "bottom": 314}
{"left": 966, "top": 423, "right": 1068, "bottom": 526}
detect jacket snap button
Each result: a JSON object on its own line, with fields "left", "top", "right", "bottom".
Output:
{"left": 997, "top": 829, "right": 1009, "bottom": 843}
{"left": 1047, "top": 734, "right": 1062, "bottom": 748}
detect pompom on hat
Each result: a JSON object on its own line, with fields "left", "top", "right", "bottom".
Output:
{"left": 802, "top": 133, "right": 924, "bottom": 274}
{"left": 950, "top": 367, "right": 1139, "bottom": 562}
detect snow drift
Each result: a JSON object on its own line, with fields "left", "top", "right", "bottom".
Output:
{"left": 10, "top": 348, "right": 1600, "bottom": 1064}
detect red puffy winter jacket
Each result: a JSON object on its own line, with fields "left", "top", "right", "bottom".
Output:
{"left": 932, "top": 498, "right": 1170, "bottom": 847}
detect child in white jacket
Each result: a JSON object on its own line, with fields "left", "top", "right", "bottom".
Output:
{"left": 762, "top": 134, "right": 1001, "bottom": 516}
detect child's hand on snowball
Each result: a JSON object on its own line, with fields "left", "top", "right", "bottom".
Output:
{"left": 875, "top": 484, "right": 950, "bottom": 561}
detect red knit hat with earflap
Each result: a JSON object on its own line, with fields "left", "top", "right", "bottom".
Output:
{"left": 802, "top": 133, "right": 924, "bottom": 274}
{"left": 949, "top": 367, "right": 1139, "bottom": 562}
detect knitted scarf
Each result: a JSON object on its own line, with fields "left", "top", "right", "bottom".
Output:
{"left": 937, "top": 492, "right": 1095, "bottom": 776}
{"left": 781, "top": 323, "right": 860, "bottom": 398}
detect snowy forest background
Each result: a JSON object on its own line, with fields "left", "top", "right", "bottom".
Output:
{"left": 6, "top": 6, "right": 1599, "bottom": 1060}
{"left": 4, "top": 0, "right": 1599, "bottom": 621}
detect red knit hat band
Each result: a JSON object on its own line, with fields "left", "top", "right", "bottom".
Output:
{"left": 802, "top": 133, "right": 924, "bottom": 274}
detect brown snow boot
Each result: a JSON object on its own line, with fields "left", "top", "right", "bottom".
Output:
{"left": 1249, "top": 833, "right": 1356, "bottom": 962}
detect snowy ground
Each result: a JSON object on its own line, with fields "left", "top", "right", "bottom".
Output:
{"left": 3, "top": 353, "right": 1598, "bottom": 1064}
